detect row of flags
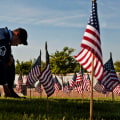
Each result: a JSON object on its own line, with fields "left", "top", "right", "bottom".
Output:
{"left": 15, "top": 0, "right": 120, "bottom": 98}
{"left": 16, "top": 54, "right": 120, "bottom": 97}
{"left": 74, "top": 0, "right": 120, "bottom": 97}
{"left": 74, "top": 1, "right": 103, "bottom": 82}
{"left": 16, "top": 51, "right": 120, "bottom": 97}
{"left": 25, "top": 51, "right": 55, "bottom": 97}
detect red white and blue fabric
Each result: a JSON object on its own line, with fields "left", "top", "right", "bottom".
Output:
{"left": 62, "top": 84, "right": 71, "bottom": 96}
{"left": 84, "top": 74, "right": 91, "bottom": 91}
{"left": 26, "top": 55, "right": 41, "bottom": 86}
{"left": 94, "top": 82, "right": 105, "bottom": 93}
{"left": 39, "top": 64, "right": 55, "bottom": 97}
{"left": 113, "top": 84, "right": 120, "bottom": 96}
{"left": 75, "top": 71, "right": 83, "bottom": 87}
{"left": 35, "top": 86, "right": 43, "bottom": 93}
{"left": 75, "top": 74, "right": 91, "bottom": 94}
{"left": 101, "top": 57, "right": 119, "bottom": 91}
{"left": 35, "top": 81, "right": 43, "bottom": 93}
{"left": 70, "top": 72, "right": 77, "bottom": 89}
{"left": 54, "top": 76, "right": 60, "bottom": 93}
{"left": 26, "top": 65, "right": 41, "bottom": 86}
{"left": 54, "top": 83, "right": 59, "bottom": 93}
{"left": 75, "top": 1, "right": 103, "bottom": 82}
{"left": 16, "top": 74, "right": 23, "bottom": 93}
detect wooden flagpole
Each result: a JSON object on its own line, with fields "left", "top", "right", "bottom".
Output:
{"left": 90, "top": 53, "right": 94, "bottom": 120}
{"left": 110, "top": 52, "right": 114, "bottom": 101}
{"left": 45, "top": 41, "right": 49, "bottom": 113}
{"left": 30, "top": 64, "right": 32, "bottom": 100}
{"left": 81, "top": 65, "right": 84, "bottom": 102}
{"left": 40, "top": 49, "right": 42, "bottom": 99}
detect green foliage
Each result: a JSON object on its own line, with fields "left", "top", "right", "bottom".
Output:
{"left": 15, "top": 59, "right": 33, "bottom": 75}
{"left": 15, "top": 59, "right": 46, "bottom": 75}
{"left": 50, "top": 46, "right": 78, "bottom": 75}
{"left": 114, "top": 61, "right": 120, "bottom": 72}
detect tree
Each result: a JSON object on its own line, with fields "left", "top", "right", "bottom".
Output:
{"left": 50, "top": 46, "right": 79, "bottom": 75}
{"left": 114, "top": 61, "right": 120, "bottom": 72}
{"left": 15, "top": 59, "right": 46, "bottom": 75}
{"left": 15, "top": 59, "right": 32, "bottom": 75}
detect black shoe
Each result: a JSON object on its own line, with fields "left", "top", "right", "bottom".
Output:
{"left": 10, "top": 89, "right": 26, "bottom": 99}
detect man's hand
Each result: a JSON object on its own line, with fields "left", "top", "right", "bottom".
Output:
{"left": 7, "top": 55, "right": 14, "bottom": 66}
{"left": 3, "top": 85, "right": 12, "bottom": 97}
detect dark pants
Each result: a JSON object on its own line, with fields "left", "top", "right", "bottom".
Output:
{"left": 0, "top": 58, "right": 7, "bottom": 85}
{"left": 7, "top": 60, "right": 20, "bottom": 97}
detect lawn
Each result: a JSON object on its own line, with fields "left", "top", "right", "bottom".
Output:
{"left": 0, "top": 97, "right": 120, "bottom": 120}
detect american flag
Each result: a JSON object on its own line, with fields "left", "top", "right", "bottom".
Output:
{"left": 113, "top": 84, "right": 120, "bottom": 96}
{"left": 62, "top": 83, "right": 71, "bottom": 96}
{"left": 75, "top": 1, "right": 103, "bottom": 82}
{"left": 35, "top": 86, "right": 43, "bottom": 93}
{"left": 94, "top": 82, "right": 105, "bottom": 93}
{"left": 75, "top": 68, "right": 91, "bottom": 94}
{"left": 70, "top": 72, "right": 77, "bottom": 89}
{"left": 16, "top": 73, "right": 23, "bottom": 93}
{"left": 35, "top": 81, "right": 43, "bottom": 93}
{"left": 75, "top": 68, "right": 84, "bottom": 94}
{"left": 101, "top": 56, "right": 119, "bottom": 91}
{"left": 39, "top": 51, "right": 55, "bottom": 97}
{"left": 54, "top": 76, "right": 60, "bottom": 93}
{"left": 26, "top": 56, "right": 41, "bottom": 86}
{"left": 84, "top": 73, "right": 91, "bottom": 91}
{"left": 18, "top": 73, "right": 23, "bottom": 85}
{"left": 75, "top": 68, "right": 83, "bottom": 86}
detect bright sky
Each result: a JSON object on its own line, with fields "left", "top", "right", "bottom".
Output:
{"left": 0, "top": 0, "right": 120, "bottom": 64}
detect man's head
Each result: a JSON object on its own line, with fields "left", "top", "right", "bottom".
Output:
{"left": 11, "top": 28, "right": 28, "bottom": 46}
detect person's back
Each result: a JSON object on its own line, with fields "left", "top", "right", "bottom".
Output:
{"left": 0, "top": 27, "right": 28, "bottom": 97}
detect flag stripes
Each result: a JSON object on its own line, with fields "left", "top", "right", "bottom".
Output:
{"left": 101, "top": 70, "right": 119, "bottom": 91}
{"left": 101, "top": 57, "right": 119, "bottom": 91}
{"left": 54, "top": 83, "right": 59, "bottom": 93}
{"left": 75, "top": 49, "right": 103, "bottom": 81}
{"left": 94, "top": 82, "right": 105, "bottom": 93}
{"left": 70, "top": 72, "right": 77, "bottom": 88}
{"left": 26, "top": 65, "right": 41, "bottom": 86}
{"left": 40, "top": 64, "right": 54, "bottom": 97}
{"left": 113, "top": 84, "right": 120, "bottom": 96}
{"left": 75, "top": 1, "right": 103, "bottom": 82}
{"left": 81, "top": 25, "right": 102, "bottom": 63}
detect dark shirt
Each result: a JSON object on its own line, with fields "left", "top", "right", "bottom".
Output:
{"left": 0, "top": 27, "right": 11, "bottom": 84}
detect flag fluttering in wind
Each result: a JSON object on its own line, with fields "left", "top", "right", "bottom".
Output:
{"left": 84, "top": 73, "right": 91, "bottom": 91}
{"left": 101, "top": 56, "right": 119, "bottom": 91}
{"left": 75, "top": 1, "right": 103, "bottom": 82}
{"left": 70, "top": 72, "right": 77, "bottom": 89}
{"left": 62, "top": 82, "right": 71, "bottom": 96}
{"left": 39, "top": 51, "right": 55, "bottom": 97}
{"left": 113, "top": 84, "right": 120, "bottom": 96}
{"left": 93, "top": 82, "right": 105, "bottom": 93}
{"left": 75, "top": 68, "right": 83, "bottom": 94}
{"left": 35, "top": 81, "right": 43, "bottom": 93}
{"left": 75, "top": 69, "right": 91, "bottom": 93}
{"left": 16, "top": 72, "right": 23, "bottom": 93}
{"left": 26, "top": 56, "right": 41, "bottom": 86}
{"left": 54, "top": 76, "right": 60, "bottom": 93}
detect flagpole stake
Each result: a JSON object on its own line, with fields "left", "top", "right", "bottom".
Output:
{"left": 81, "top": 65, "right": 84, "bottom": 102}
{"left": 30, "top": 64, "right": 32, "bottom": 100}
{"left": 45, "top": 41, "right": 49, "bottom": 114}
{"left": 90, "top": 53, "right": 94, "bottom": 120}
{"left": 40, "top": 49, "right": 42, "bottom": 99}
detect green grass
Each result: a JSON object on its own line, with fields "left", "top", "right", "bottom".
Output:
{"left": 0, "top": 97, "right": 120, "bottom": 120}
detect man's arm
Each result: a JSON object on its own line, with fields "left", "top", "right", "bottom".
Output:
{"left": 3, "top": 84, "right": 11, "bottom": 97}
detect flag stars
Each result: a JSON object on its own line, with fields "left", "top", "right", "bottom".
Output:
{"left": 88, "top": 1, "right": 99, "bottom": 32}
